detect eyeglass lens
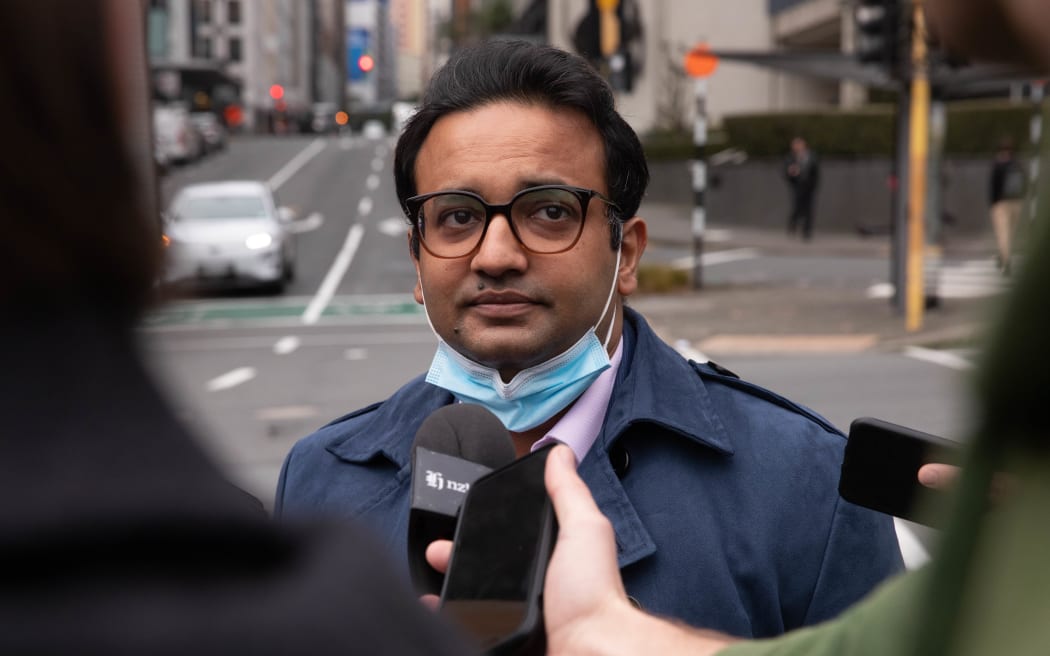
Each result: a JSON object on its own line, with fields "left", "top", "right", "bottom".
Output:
{"left": 417, "top": 187, "right": 587, "bottom": 257}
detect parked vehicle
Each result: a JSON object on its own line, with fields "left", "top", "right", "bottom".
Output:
{"left": 310, "top": 102, "right": 338, "bottom": 134}
{"left": 190, "top": 112, "right": 228, "bottom": 153}
{"left": 162, "top": 181, "right": 297, "bottom": 293}
{"left": 153, "top": 104, "right": 203, "bottom": 165}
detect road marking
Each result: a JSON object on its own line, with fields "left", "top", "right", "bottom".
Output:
{"left": 206, "top": 366, "right": 256, "bottom": 391}
{"left": 255, "top": 405, "right": 318, "bottom": 421}
{"left": 345, "top": 347, "right": 368, "bottom": 360}
{"left": 358, "top": 196, "right": 373, "bottom": 216}
{"left": 378, "top": 216, "right": 407, "bottom": 237}
{"left": 697, "top": 334, "right": 878, "bottom": 355}
{"left": 673, "top": 339, "right": 709, "bottom": 363}
{"left": 904, "top": 346, "right": 974, "bottom": 370}
{"left": 302, "top": 223, "right": 365, "bottom": 325}
{"left": 894, "top": 518, "right": 930, "bottom": 570}
{"left": 366, "top": 174, "right": 380, "bottom": 190}
{"left": 287, "top": 211, "right": 324, "bottom": 234}
{"left": 671, "top": 248, "right": 758, "bottom": 270}
{"left": 267, "top": 138, "right": 326, "bottom": 190}
{"left": 147, "top": 329, "right": 435, "bottom": 351}
{"left": 339, "top": 136, "right": 355, "bottom": 150}
{"left": 371, "top": 157, "right": 384, "bottom": 172}
{"left": 273, "top": 335, "right": 301, "bottom": 355}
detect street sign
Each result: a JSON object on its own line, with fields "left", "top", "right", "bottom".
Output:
{"left": 684, "top": 44, "right": 719, "bottom": 78}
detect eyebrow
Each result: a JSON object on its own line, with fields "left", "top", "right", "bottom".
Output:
{"left": 430, "top": 179, "right": 572, "bottom": 200}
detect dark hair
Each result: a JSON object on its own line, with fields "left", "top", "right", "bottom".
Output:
{"left": 394, "top": 40, "right": 648, "bottom": 255}
{"left": 0, "top": 2, "right": 161, "bottom": 317}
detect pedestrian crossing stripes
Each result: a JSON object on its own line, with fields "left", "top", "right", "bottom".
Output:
{"left": 867, "top": 258, "right": 1008, "bottom": 299}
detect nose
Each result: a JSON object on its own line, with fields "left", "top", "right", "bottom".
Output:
{"left": 470, "top": 212, "right": 528, "bottom": 276}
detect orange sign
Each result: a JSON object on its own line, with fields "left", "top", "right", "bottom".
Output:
{"left": 684, "top": 44, "right": 718, "bottom": 78}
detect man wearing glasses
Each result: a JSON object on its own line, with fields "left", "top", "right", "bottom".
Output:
{"left": 275, "top": 40, "right": 902, "bottom": 637}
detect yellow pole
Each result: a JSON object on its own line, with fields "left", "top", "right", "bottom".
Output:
{"left": 906, "top": 0, "right": 929, "bottom": 332}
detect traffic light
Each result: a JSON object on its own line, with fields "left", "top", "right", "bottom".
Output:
{"left": 855, "top": 0, "right": 904, "bottom": 70}
{"left": 357, "top": 54, "right": 374, "bottom": 74}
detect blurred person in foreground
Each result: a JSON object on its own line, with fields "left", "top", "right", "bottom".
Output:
{"left": 276, "top": 38, "right": 902, "bottom": 636}
{"left": 431, "top": 1, "right": 1049, "bottom": 653}
{"left": 0, "top": 2, "right": 471, "bottom": 653}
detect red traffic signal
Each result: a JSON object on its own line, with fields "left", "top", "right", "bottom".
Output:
{"left": 358, "top": 54, "right": 374, "bottom": 73}
{"left": 269, "top": 84, "right": 285, "bottom": 100}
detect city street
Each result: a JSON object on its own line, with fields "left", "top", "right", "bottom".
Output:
{"left": 144, "top": 135, "right": 989, "bottom": 522}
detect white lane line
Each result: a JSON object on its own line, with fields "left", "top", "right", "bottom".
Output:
{"left": 371, "top": 157, "right": 384, "bottom": 172}
{"left": 273, "top": 336, "right": 301, "bottom": 355}
{"left": 267, "top": 138, "right": 327, "bottom": 190}
{"left": 378, "top": 216, "right": 407, "bottom": 237}
{"left": 358, "top": 196, "right": 374, "bottom": 217}
{"left": 287, "top": 212, "right": 324, "bottom": 234}
{"left": 904, "top": 346, "right": 974, "bottom": 370}
{"left": 206, "top": 367, "right": 256, "bottom": 392}
{"left": 345, "top": 348, "right": 368, "bottom": 360}
{"left": 339, "top": 136, "right": 355, "bottom": 150}
{"left": 302, "top": 223, "right": 365, "bottom": 325}
{"left": 671, "top": 248, "right": 759, "bottom": 270}
{"left": 366, "top": 174, "right": 380, "bottom": 190}
{"left": 895, "top": 518, "right": 931, "bottom": 570}
{"left": 674, "top": 339, "right": 709, "bottom": 363}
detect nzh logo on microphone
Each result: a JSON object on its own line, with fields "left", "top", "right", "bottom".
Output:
{"left": 425, "top": 469, "right": 471, "bottom": 493}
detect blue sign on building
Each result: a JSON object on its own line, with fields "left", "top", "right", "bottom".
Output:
{"left": 347, "top": 27, "right": 370, "bottom": 81}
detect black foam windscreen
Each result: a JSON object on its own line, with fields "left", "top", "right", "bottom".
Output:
{"left": 408, "top": 403, "right": 515, "bottom": 595}
{"left": 411, "top": 403, "right": 516, "bottom": 468}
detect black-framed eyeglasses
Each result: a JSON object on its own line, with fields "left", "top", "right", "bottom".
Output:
{"left": 405, "top": 184, "right": 619, "bottom": 259}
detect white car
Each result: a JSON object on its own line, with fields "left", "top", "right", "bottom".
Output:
{"left": 154, "top": 104, "right": 203, "bottom": 165}
{"left": 162, "top": 181, "right": 297, "bottom": 292}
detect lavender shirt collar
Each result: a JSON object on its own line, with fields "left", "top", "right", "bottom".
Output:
{"left": 530, "top": 338, "right": 624, "bottom": 464}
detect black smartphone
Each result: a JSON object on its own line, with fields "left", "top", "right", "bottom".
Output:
{"left": 839, "top": 417, "right": 963, "bottom": 526}
{"left": 439, "top": 444, "right": 556, "bottom": 656}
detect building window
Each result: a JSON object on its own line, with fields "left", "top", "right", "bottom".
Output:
{"left": 197, "top": 0, "right": 211, "bottom": 23}
{"left": 228, "top": 0, "right": 241, "bottom": 24}
{"left": 195, "top": 36, "right": 212, "bottom": 59}
{"left": 229, "top": 37, "right": 242, "bottom": 62}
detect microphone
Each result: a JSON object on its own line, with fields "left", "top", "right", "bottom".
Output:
{"left": 407, "top": 403, "right": 515, "bottom": 596}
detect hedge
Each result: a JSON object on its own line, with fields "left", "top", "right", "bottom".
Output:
{"left": 643, "top": 99, "right": 1039, "bottom": 160}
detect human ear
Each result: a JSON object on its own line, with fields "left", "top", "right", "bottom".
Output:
{"left": 616, "top": 218, "right": 647, "bottom": 297}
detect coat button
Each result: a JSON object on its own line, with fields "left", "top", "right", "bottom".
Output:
{"left": 610, "top": 443, "right": 630, "bottom": 477}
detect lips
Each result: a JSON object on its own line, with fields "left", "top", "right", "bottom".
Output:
{"left": 468, "top": 290, "right": 539, "bottom": 318}
{"left": 471, "top": 291, "right": 534, "bottom": 306}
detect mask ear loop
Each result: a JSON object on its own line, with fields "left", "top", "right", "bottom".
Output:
{"left": 595, "top": 246, "right": 622, "bottom": 350}
{"left": 418, "top": 276, "right": 445, "bottom": 343}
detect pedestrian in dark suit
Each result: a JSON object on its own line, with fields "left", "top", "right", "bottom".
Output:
{"left": 784, "top": 136, "right": 820, "bottom": 240}
{"left": 0, "top": 2, "right": 471, "bottom": 654}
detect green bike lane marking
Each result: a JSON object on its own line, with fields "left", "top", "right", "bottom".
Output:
{"left": 144, "top": 295, "right": 424, "bottom": 326}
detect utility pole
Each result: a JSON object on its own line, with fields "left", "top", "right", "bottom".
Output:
{"left": 683, "top": 45, "right": 718, "bottom": 289}
{"left": 905, "top": 0, "right": 929, "bottom": 332}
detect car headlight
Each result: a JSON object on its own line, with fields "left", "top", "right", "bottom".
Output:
{"left": 245, "top": 233, "right": 274, "bottom": 250}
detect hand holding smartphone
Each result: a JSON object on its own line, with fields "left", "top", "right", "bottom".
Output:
{"left": 439, "top": 445, "right": 557, "bottom": 656}
{"left": 839, "top": 417, "right": 963, "bottom": 526}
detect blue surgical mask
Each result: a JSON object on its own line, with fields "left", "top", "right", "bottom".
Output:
{"left": 422, "top": 249, "right": 621, "bottom": 432}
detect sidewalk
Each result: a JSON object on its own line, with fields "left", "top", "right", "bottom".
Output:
{"left": 631, "top": 202, "right": 1001, "bottom": 358}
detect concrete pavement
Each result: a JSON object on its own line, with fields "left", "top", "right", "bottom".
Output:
{"left": 630, "top": 202, "right": 1003, "bottom": 359}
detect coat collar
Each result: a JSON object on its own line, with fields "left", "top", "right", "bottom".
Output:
{"left": 325, "top": 307, "right": 736, "bottom": 570}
